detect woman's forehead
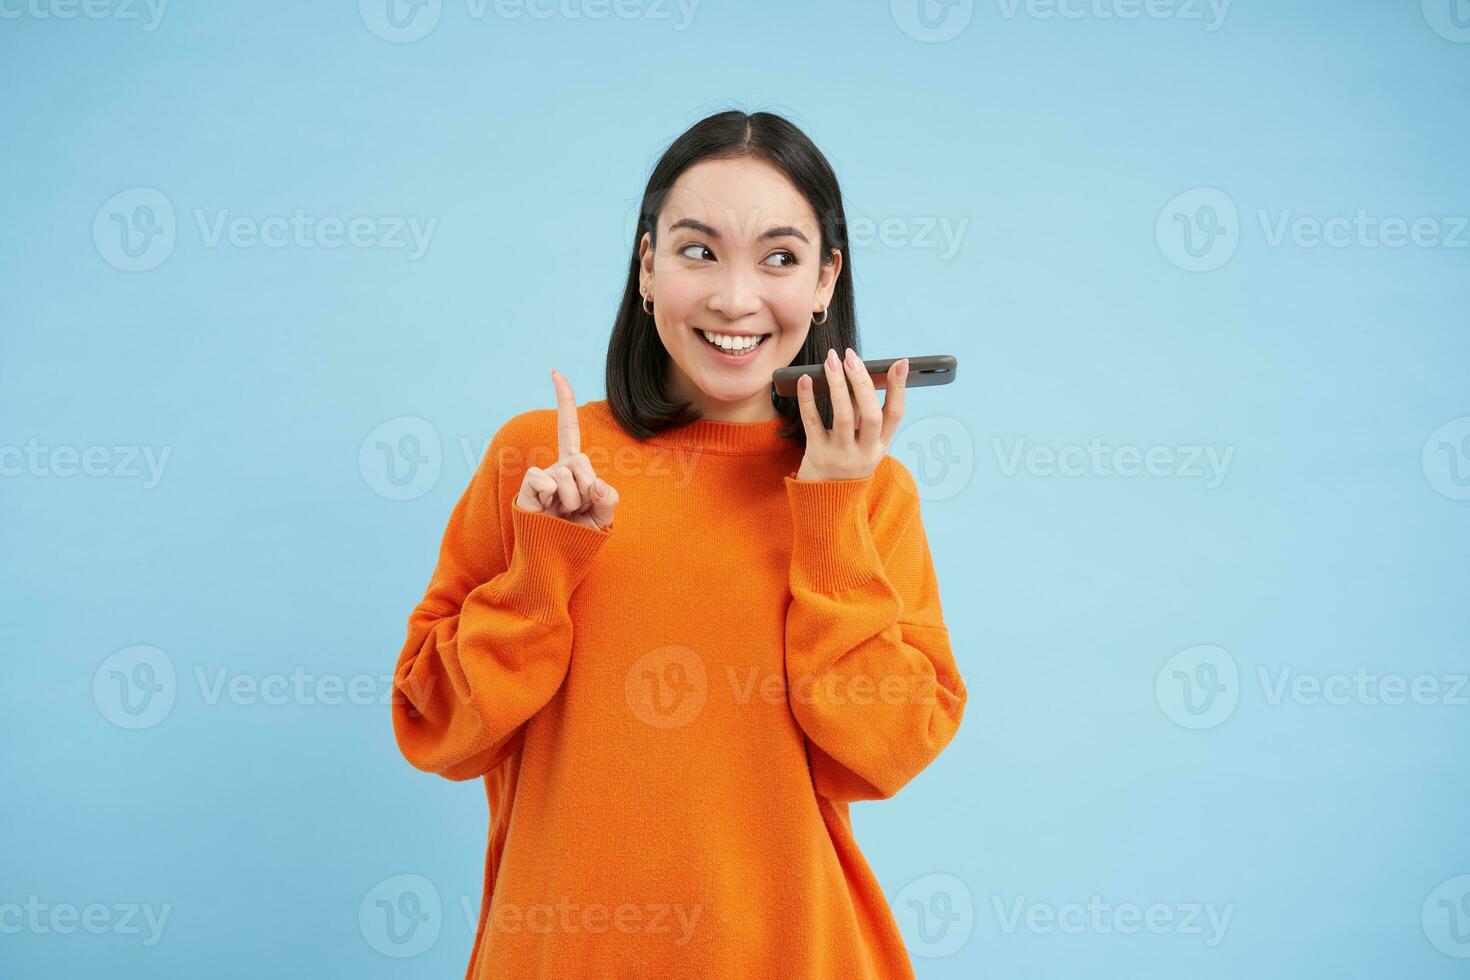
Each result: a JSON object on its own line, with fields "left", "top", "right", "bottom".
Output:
{"left": 662, "top": 159, "right": 821, "bottom": 243}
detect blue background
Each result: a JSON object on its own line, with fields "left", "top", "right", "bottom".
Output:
{"left": 3, "top": 1, "right": 1468, "bottom": 977}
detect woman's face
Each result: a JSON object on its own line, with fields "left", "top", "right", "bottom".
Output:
{"left": 639, "top": 157, "right": 841, "bottom": 419}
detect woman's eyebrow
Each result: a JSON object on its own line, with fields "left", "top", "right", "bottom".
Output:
{"left": 668, "top": 217, "right": 810, "bottom": 245}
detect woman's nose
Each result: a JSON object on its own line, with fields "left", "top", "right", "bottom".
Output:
{"left": 705, "top": 263, "right": 763, "bottom": 318}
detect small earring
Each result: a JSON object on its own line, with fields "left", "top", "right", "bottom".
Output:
{"left": 812, "top": 306, "right": 828, "bottom": 325}
{"left": 642, "top": 293, "right": 654, "bottom": 316}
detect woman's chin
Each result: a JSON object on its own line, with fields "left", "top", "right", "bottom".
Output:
{"left": 689, "top": 371, "right": 767, "bottom": 405}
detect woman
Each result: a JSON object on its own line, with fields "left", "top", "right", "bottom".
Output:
{"left": 391, "top": 110, "right": 967, "bottom": 979}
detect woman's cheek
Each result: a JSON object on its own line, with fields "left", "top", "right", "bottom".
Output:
{"left": 657, "top": 279, "right": 704, "bottom": 323}
{"left": 773, "top": 277, "right": 818, "bottom": 319}
{"left": 773, "top": 298, "right": 813, "bottom": 335}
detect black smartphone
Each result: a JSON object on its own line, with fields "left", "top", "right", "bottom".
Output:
{"left": 771, "top": 354, "right": 957, "bottom": 397}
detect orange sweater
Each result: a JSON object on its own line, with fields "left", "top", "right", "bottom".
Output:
{"left": 392, "top": 398, "right": 967, "bottom": 979}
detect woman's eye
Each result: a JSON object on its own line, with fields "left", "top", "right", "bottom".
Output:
{"left": 677, "top": 244, "right": 797, "bottom": 268}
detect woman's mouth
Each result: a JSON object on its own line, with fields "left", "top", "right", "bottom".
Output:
{"left": 696, "top": 328, "right": 771, "bottom": 361}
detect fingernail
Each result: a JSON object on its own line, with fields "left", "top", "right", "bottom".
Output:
{"left": 826, "top": 348, "right": 838, "bottom": 367}
{"left": 896, "top": 359, "right": 908, "bottom": 379}
{"left": 595, "top": 478, "right": 606, "bottom": 497}
{"left": 844, "top": 347, "right": 858, "bottom": 368}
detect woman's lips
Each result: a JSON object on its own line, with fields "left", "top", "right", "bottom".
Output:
{"left": 695, "top": 328, "right": 769, "bottom": 364}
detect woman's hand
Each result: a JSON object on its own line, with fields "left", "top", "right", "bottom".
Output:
{"left": 794, "top": 347, "right": 909, "bottom": 482}
{"left": 514, "top": 369, "right": 619, "bottom": 531}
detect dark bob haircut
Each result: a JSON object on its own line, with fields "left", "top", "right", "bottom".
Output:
{"left": 604, "top": 109, "right": 859, "bottom": 448}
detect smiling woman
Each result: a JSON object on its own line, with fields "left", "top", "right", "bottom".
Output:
{"left": 391, "top": 109, "right": 965, "bottom": 980}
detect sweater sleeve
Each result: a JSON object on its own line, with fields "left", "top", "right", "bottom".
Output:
{"left": 782, "top": 459, "right": 967, "bottom": 802}
{"left": 392, "top": 427, "right": 611, "bottom": 781}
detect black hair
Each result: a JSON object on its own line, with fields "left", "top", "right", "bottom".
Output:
{"left": 604, "top": 109, "right": 858, "bottom": 447}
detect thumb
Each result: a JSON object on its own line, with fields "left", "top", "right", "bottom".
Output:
{"left": 590, "top": 477, "right": 619, "bottom": 528}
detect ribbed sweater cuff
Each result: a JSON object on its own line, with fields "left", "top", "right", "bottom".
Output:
{"left": 784, "top": 473, "right": 883, "bottom": 593}
{"left": 493, "top": 504, "right": 612, "bottom": 624}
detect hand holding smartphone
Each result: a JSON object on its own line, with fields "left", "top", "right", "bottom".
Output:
{"left": 771, "top": 354, "right": 957, "bottom": 397}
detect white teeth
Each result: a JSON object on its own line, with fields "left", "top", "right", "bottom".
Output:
{"left": 700, "top": 329, "right": 767, "bottom": 352}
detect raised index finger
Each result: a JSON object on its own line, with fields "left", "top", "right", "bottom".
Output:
{"left": 551, "top": 369, "right": 579, "bottom": 459}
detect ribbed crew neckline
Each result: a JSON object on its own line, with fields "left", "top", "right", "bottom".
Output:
{"left": 586, "top": 399, "right": 794, "bottom": 456}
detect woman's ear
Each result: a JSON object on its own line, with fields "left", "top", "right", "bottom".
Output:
{"left": 638, "top": 232, "right": 654, "bottom": 292}
{"left": 816, "top": 247, "right": 843, "bottom": 308}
